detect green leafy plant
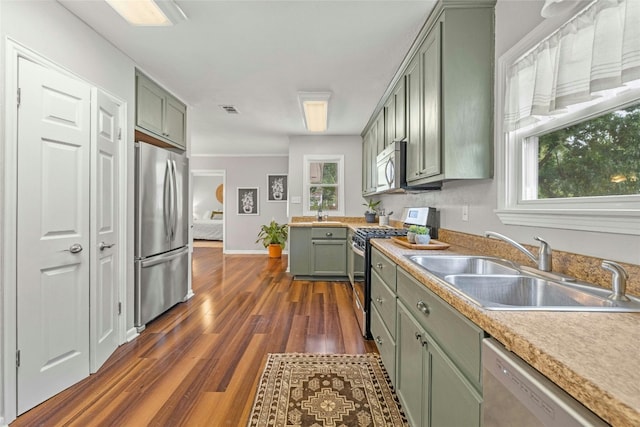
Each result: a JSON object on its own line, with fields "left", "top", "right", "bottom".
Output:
{"left": 256, "top": 220, "right": 288, "bottom": 249}
{"left": 412, "top": 226, "right": 429, "bottom": 235}
{"left": 362, "top": 199, "right": 381, "bottom": 213}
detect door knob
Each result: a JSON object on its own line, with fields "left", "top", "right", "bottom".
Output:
{"left": 64, "top": 243, "right": 83, "bottom": 254}
{"left": 99, "top": 242, "right": 115, "bottom": 251}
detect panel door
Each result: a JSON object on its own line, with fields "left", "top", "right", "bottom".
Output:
{"left": 375, "top": 110, "right": 385, "bottom": 154}
{"left": 405, "top": 53, "right": 421, "bottom": 183}
{"left": 430, "top": 341, "right": 482, "bottom": 427}
{"left": 91, "top": 89, "right": 120, "bottom": 372}
{"left": 165, "top": 96, "right": 186, "bottom": 147}
{"left": 394, "top": 77, "right": 406, "bottom": 141}
{"left": 290, "top": 227, "right": 311, "bottom": 275}
{"left": 396, "top": 301, "right": 428, "bottom": 427}
{"left": 311, "top": 240, "right": 347, "bottom": 275}
{"left": 136, "top": 73, "right": 165, "bottom": 137}
{"left": 17, "top": 58, "right": 91, "bottom": 414}
{"left": 420, "top": 23, "right": 442, "bottom": 178}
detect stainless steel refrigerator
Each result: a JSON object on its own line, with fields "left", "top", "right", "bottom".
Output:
{"left": 134, "top": 141, "right": 189, "bottom": 330}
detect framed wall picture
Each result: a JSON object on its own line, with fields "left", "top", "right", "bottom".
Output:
{"left": 237, "top": 187, "right": 259, "bottom": 215}
{"left": 267, "top": 174, "right": 288, "bottom": 202}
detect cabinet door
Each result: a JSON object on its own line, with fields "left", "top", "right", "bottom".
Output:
{"left": 289, "top": 227, "right": 311, "bottom": 275}
{"left": 136, "top": 74, "right": 165, "bottom": 137}
{"left": 420, "top": 23, "right": 441, "bottom": 178}
{"left": 429, "top": 341, "right": 482, "bottom": 427}
{"left": 311, "top": 240, "right": 347, "bottom": 275}
{"left": 371, "top": 306, "right": 396, "bottom": 385}
{"left": 405, "top": 53, "right": 421, "bottom": 182}
{"left": 396, "top": 302, "right": 429, "bottom": 427}
{"left": 165, "top": 96, "right": 186, "bottom": 148}
{"left": 384, "top": 96, "right": 395, "bottom": 148}
{"left": 394, "top": 77, "right": 406, "bottom": 141}
{"left": 375, "top": 110, "right": 385, "bottom": 154}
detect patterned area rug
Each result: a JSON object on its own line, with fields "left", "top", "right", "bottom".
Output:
{"left": 247, "top": 353, "right": 408, "bottom": 427}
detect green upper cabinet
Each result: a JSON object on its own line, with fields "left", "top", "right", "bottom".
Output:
{"left": 363, "top": 0, "right": 495, "bottom": 190}
{"left": 384, "top": 77, "right": 406, "bottom": 147}
{"left": 362, "top": 128, "right": 378, "bottom": 196}
{"left": 136, "top": 71, "right": 187, "bottom": 149}
{"left": 375, "top": 110, "right": 385, "bottom": 155}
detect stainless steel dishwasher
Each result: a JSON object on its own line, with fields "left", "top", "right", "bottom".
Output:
{"left": 482, "top": 338, "right": 609, "bottom": 426}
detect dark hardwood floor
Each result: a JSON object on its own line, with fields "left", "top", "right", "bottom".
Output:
{"left": 12, "top": 247, "right": 376, "bottom": 426}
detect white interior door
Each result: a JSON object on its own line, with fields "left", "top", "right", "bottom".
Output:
{"left": 16, "top": 58, "right": 91, "bottom": 414}
{"left": 90, "top": 89, "right": 120, "bottom": 373}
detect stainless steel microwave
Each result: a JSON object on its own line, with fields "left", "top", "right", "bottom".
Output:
{"left": 376, "top": 140, "right": 406, "bottom": 193}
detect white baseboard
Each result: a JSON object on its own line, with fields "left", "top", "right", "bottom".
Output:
{"left": 126, "top": 327, "right": 139, "bottom": 342}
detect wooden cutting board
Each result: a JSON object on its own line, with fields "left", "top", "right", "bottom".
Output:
{"left": 391, "top": 236, "right": 450, "bottom": 250}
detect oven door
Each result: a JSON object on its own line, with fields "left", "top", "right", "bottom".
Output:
{"left": 348, "top": 242, "right": 365, "bottom": 286}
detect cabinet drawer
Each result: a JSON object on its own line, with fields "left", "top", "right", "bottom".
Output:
{"left": 371, "top": 269, "right": 396, "bottom": 339}
{"left": 371, "top": 305, "right": 396, "bottom": 386}
{"left": 311, "top": 227, "right": 346, "bottom": 239}
{"left": 397, "top": 267, "right": 483, "bottom": 390}
{"left": 371, "top": 247, "right": 396, "bottom": 290}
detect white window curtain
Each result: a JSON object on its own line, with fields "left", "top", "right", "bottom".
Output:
{"left": 504, "top": 0, "right": 640, "bottom": 131}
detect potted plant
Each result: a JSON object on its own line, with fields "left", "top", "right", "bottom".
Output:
{"left": 362, "top": 199, "right": 381, "bottom": 223}
{"left": 407, "top": 225, "right": 419, "bottom": 243}
{"left": 414, "top": 226, "right": 431, "bottom": 245}
{"left": 256, "top": 220, "right": 288, "bottom": 258}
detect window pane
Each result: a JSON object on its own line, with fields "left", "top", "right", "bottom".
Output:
{"left": 536, "top": 103, "right": 640, "bottom": 199}
{"left": 309, "top": 162, "right": 338, "bottom": 185}
{"left": 309, "top": 186, "right": 339, "bottom": 211}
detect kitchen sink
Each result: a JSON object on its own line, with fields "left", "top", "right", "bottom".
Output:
{"left": 442, "top": 274, "right": 640, "bottom": 311}
{"left": 407, "top": 255, "right": 520, "bottom": 277}
{"left": 405, "top": 254, "right": 640, "bottom": 312}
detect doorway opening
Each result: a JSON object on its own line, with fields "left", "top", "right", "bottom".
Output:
{"left": 191, "top": 170, "right": 226, "bottom": 250}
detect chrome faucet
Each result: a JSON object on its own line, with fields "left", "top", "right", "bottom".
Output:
{"left": 485, "top": 231, "right": 552, "bottom": 272}
{"left": 601, "top": 260, "right": 630, "bottom": 302}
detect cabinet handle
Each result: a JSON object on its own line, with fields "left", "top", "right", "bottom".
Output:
{"left": 375, "top": 336, "right": 383, "bottom": 345}
{"left": 376, "top": 296, "right": 383, "bottom": 304}
{"left": 376, "top": 262, "right": 383, "bottom": 269}
{"left": 416, "top": 300, "right": 430, "bottom": 316}
{"left": 326, "top": 232, "right": 333, "bottom": 237}
{"left": 415, "top": 332, "right": 422, "bottom": 341}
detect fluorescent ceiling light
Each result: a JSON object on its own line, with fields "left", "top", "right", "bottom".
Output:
{"left": 106, "top": 0, "right": 187, "bottom": 26}
{"left": 298, "top": 92, "right": 331, "bottom": 132}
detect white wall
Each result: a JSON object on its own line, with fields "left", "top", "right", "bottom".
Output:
{"left": 375, "top": 0, "right": 640, "bottom": 265}
{"left": 193, "top": 175, "right": 224, "bottom": 218}
{"left": 191, "top": 156, "right": 288, "bottom": 252}
{"left": 0, "top": 1, "right": 139, "bottom": 423}
{"left": 288, "top": 135, "right": 363, "bottom": 217}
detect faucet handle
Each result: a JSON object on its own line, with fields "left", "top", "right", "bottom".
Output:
{"left": 601, "top": 260, "right": 630, "bottom": 302}
{"left": 533, "top": 236, "right": 552, "bottom": 271}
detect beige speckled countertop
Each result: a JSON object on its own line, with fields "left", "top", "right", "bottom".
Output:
{"left": 371, "top": 238, "right": 640, "bottom": 427}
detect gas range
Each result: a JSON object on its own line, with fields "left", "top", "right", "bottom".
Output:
{"left": 352, "top": 227, "right": 407, "bottom": 251}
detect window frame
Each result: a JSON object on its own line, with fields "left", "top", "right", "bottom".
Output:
{"left": 302, "top": 154, "right": 345, "bottom": 216}
{"left": 495, "top": 11, "right": 640, "bottom": 236}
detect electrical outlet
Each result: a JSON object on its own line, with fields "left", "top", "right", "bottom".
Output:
{"left": 462, "top": 204, "right": 469, "bottom": 221}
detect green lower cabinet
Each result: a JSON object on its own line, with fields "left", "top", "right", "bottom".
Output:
{"left": 396, "top": 301, "right": 429, "bottom": 427}
{"left": 396, "top": 300, "right": 481, "bottom": 427}
{"left": 371, "top": 305, "right": 396, "bottom": 385}
{"left": 430, "top": 341, "right": 482, "bottom": 427}
{"left": 310, "top": 240, "right": 347, "bottom": 275}
{"left": 289, "top": 227, "right": 311, "bottom": 275}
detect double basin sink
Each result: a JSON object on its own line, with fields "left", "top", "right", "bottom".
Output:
{"left": 406, "top": 255, "right": 640, "bottom": 312}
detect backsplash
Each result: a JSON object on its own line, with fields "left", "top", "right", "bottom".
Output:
{"left": 439, "top": 229, "right": 640, "bottom": 298}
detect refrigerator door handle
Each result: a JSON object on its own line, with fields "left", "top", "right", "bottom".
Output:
{"left": 164, "top": 159, "right": 172, "bottom": 241}
{"left": 140, "top": 246, "right": 189, "bottom": 268}
{"left": 171, "top": 159, "right": 178, "bottom": 241}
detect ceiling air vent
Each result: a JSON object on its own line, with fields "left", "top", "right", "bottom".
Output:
{"left": 220, "top": 105, "right": 239, "bottom": 114}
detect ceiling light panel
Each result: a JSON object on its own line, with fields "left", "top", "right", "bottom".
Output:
{"left": 106, "top": 0, "right": 186, "bottom": 26}
{"left": 298, "top": 92, "right": 331, "bottom": 132}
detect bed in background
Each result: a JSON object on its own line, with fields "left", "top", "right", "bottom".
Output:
{"left": 193, "top": 211, "right": 223, "bottom": 240}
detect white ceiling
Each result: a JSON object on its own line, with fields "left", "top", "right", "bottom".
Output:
{"left": 59, "top": 0, "right": 436, "bottom": 155}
